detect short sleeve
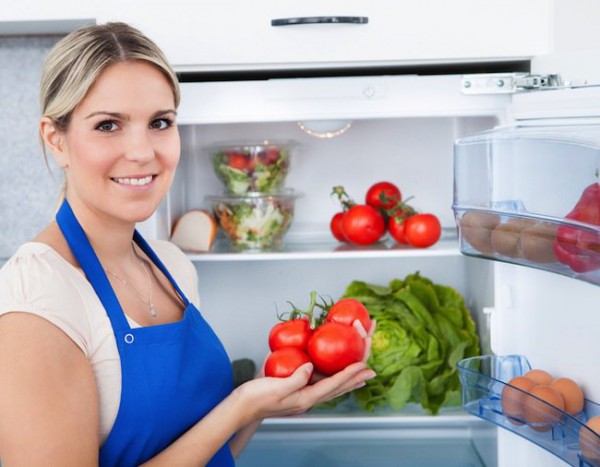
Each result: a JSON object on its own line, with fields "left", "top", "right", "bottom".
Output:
{"left": 0, "top": 244, "right": 93, "bottom": 355}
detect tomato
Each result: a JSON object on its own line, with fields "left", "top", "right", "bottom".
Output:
{"left": 227, "top": 152, "right": 248, "bottom": 171}
{"left": 326, "top": 298, "right": 371, "bottom": 331}
{"left": 404, "top": 213, "right": 442, "bottom": 248}
{"left": 365, "top": 182, "right": 402, "bottom": 211}
{"left": 342, "top": 205, "right": 386, "bottom": 245}
{"left": 268, "top": 318, "right": 313, "bottom": 352}
{"left": 388, "top": 206, "right": 416, "bottom": 244}
{"left": 388, "top": 216, "right": 410, "bottom": 244}
{"left": 265, "top": 347, "right": 312, "bottom": 378}
{"left": 307, "top": 322, "right": 365, "bottom": 376}
{"left": 330, "top": 212, "right": 348, "bottom": 242}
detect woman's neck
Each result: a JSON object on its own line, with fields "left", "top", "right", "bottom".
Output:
{"left": 65, "top": 196, "right": 139, "bottom": 270}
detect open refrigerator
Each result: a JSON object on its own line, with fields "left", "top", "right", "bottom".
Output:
{"left": 139, "top": 52, "right": 600, "bottom": 466}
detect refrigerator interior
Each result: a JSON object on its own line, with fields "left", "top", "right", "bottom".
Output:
{"left": 152, "top": 113, "right": 504, "bottom": 465}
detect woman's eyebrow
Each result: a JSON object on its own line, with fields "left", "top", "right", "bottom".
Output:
{"left": 84, "top": 109, "right": 177, "bottom": 120}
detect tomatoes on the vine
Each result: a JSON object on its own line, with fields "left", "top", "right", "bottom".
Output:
{"left": 342, "top": 205, "right": 386, "bottom": 245}
{"left": 268, "top": 318, "right": 313, "bottom": 352}
{"left": 265, "top": 347, "right": 312, "bottom": 378}
{"left": 326, "top": 298, "right": 371, "bottom": 331}
{"left": 404, "top": 213, "right": 442, "bottom": 248}
{"left": 365, "top": 181, "right": 402, "bottom": 211}
{"left": 330, "top": 212, "right": 348, "bottom": 242}
{"left": 307, "top": 322, "right": 365, "bottom": 376}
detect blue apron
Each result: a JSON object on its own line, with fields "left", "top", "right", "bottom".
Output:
{"left": 56, "top": 200, "right": 235, "bottom": 466}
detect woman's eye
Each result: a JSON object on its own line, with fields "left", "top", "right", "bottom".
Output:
{"left": 150, "top": 118, "right": 173, "bottom": 130}
{"left": 96, "top": 120, "right": 118, "bottom": 132}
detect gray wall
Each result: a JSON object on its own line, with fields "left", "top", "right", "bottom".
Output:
{"left": 0, "top": 36, "right": 63, "bottom": 259}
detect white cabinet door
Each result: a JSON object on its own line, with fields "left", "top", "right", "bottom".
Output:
{"left": 0, "top": 1, "right": 95, "bottom": 34}
{"left": 97, "top": 0, "right": 551, "bottom": 72}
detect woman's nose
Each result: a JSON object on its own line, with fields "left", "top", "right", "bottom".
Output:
{"left": 124, "top": 128, "right": 155, "bottom": 162}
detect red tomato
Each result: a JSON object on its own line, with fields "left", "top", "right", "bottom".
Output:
{"left": 342, "top": 205, "right": 386, "bottom": 245}
{"left": 388, "top": 206, "right": 416, "bottom": 244}
{"left": 227, "top": 152, "right": 248, "bottom": 171}
{"left": 330, "top": 212, "right": 348, "bottom": 242}
{"left": 404, "top": 213, "right": 442, "bottom": 248}
{"left": 388, "top": 216, "right": 410, "bottom": 244}
{"left": 268, "top": 319, "right": 313, "bottom": 352}
{"left": 264, "top": 347, "right": 311, "bottom": 378}
{"left": 307, "top": 322, "right": 365, "bottom": 376}
{"left": 365, "top": 182, "right": 402, "bottom": 211}
{"left": 326, "top": 298, "right": 371, "bottom": 331}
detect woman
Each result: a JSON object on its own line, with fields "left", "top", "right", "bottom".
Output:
{"left": 0, "top": 22, "right": 375, "bottom": 466}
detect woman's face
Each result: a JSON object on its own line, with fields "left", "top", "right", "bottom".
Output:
{"left": 57, "top": 60, "right": 180, "bottom": 226}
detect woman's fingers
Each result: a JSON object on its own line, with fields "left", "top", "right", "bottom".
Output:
{"left": 352, "top": 319, "right": 368, "bottom": 338}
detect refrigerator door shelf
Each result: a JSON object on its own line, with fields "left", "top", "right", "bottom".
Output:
{"left": 458, "top": 355, "right": 600, "bottom": 467}
{"left": 238, "top": 412, "right": 497, "bottom": 467}
{"left": 453, "top": 120, "right": 600, "bottom": 287}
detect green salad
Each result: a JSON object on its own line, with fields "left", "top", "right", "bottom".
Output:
{"left": 211, "top": 144, "right": 292, "bottom": 194}
{"left": 212, "top": 198, "right": 295, "bottom": 251}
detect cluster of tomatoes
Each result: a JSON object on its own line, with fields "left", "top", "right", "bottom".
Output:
{"left": 264, "top": 295, "right": 371, "bottom": 379}
{"left": 330, "top": 181, "right": 442, "bottom": 248}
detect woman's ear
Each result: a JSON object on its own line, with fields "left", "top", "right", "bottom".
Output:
{"left": 40, "top": 117, "right": 68, "bottom": 168}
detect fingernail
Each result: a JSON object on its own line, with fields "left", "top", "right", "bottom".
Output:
{"left": 365, "top": 370, "right": 377, "bottom": 380}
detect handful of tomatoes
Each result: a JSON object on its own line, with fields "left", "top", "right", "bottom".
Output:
{"left": 330, "top": 181, "right": 442, "bottom": 248}
{"left": 264, "top": 293, "right": 371, "bottom": 378}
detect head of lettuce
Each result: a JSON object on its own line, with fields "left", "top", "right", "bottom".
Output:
{"left": 341, "top": 272, "right": 480, "bottom": 415}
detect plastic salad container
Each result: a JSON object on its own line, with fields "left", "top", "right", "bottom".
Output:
{"left": 206, "top": 190, "right": 302, "bottom": 251}
{"left": 457, "top": 354, "right": 600, "bottom": 466}
{"left": 453, "top": 123, "right": 600, "bottom": 286}
{"left": 207, "top": 140, "right": 298, "bottom": 195}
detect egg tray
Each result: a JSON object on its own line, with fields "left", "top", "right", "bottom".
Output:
{"left": 453, "top": 206, "right": 600, "bottom": 288}
{"left": 457, "top": 354, "right": 600, "bottom": 467}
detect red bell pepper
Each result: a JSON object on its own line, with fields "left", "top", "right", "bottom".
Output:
{"left": 553, "top": 182, "right": 600, "bottom": 273}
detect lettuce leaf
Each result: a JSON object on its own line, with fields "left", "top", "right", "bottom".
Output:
{"left": 343, "top": 272, "right": 480, "bottom": 415}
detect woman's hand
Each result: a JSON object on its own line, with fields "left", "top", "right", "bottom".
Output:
{"left": 234, "top": 318, "right": 376, "bottom": 423}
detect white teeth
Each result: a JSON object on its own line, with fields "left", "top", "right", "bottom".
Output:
{"left": 113, "top": 175, "right": 153, "bottom": 186}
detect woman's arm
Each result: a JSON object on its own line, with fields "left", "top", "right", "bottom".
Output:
{"left": 0, "top": 312, "right": 374, "bottom": 467}
{"left": 143, "top": 319, "right": 376, "bottom": 466}
{"left": 0, "top": 312, "right": 100, "bottom": 466}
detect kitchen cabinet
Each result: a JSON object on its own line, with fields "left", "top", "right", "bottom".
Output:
{"left": 96, "top": 0, "right": 550, "bottom": 72}
{"left": 0, "top": 1, "right": 94, "bottom": 34}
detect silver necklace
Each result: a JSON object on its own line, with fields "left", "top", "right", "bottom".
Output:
{"left": 105, "top": 245, "right": 158, "bottom": 318}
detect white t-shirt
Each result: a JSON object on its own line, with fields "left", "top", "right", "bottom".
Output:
{"left": 0, "top": 240, "right": 201, "bottom": 443}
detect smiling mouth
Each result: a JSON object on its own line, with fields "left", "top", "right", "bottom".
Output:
{"left": 111, "top": 175, "right": 154, "bottom": 186}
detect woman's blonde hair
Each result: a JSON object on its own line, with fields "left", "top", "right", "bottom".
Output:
{"left": 39, "top": 22, "right": 180, "bottom": 202}
{"left": 40, "top": 21, "right": 180, "bottom": 132}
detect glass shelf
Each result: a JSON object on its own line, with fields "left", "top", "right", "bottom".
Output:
{"left": 185, "top": 232, "right": 461, "bottom": 262}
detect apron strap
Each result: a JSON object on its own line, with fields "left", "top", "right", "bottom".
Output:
{"left": 133, "top": 230, "right": 190, "bottom": 307}
{"left": 56, "top": 200, "right": 131, "bottom": 332}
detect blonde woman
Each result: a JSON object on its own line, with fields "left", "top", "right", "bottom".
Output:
{"left": 0, "top": 22, "right": 375, "bottom": 466}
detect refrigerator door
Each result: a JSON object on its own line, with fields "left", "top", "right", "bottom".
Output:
{"left": 484, "top": 51, "right": 600, "bottom": 467}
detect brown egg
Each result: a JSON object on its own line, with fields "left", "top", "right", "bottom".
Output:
{"left": 519, "top": 221, "right": 558, "bottom": 263}
{"left": 522, "top": 385, "right": 565, "bottom": 432}
{"left": 501, "top": 376, "right": 537, "bottom": 425}
{"left": 524, "top": 369, "right": 554, "bottom": 385}
{"left": 491, "top": 218, "right": 535, "bottom": 258}
{"left": 580, "top": 415, "right": 600, "bottom": 465}
{"left": 550, "top": 378, "right": 585, "bottom": 415}
{"left": 459, "top": 212, "right": 500, "bottom": 254}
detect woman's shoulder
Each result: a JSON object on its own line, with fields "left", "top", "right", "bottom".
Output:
{"left": 0, "top": 242, "right": 88, "bottom": 306}
{"left": 0, "top": 242, "right": 94, "bottom": 353}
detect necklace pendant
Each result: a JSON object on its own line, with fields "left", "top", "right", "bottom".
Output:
{"left": 149, "top": 305, "right": 158, "bottom": 318}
